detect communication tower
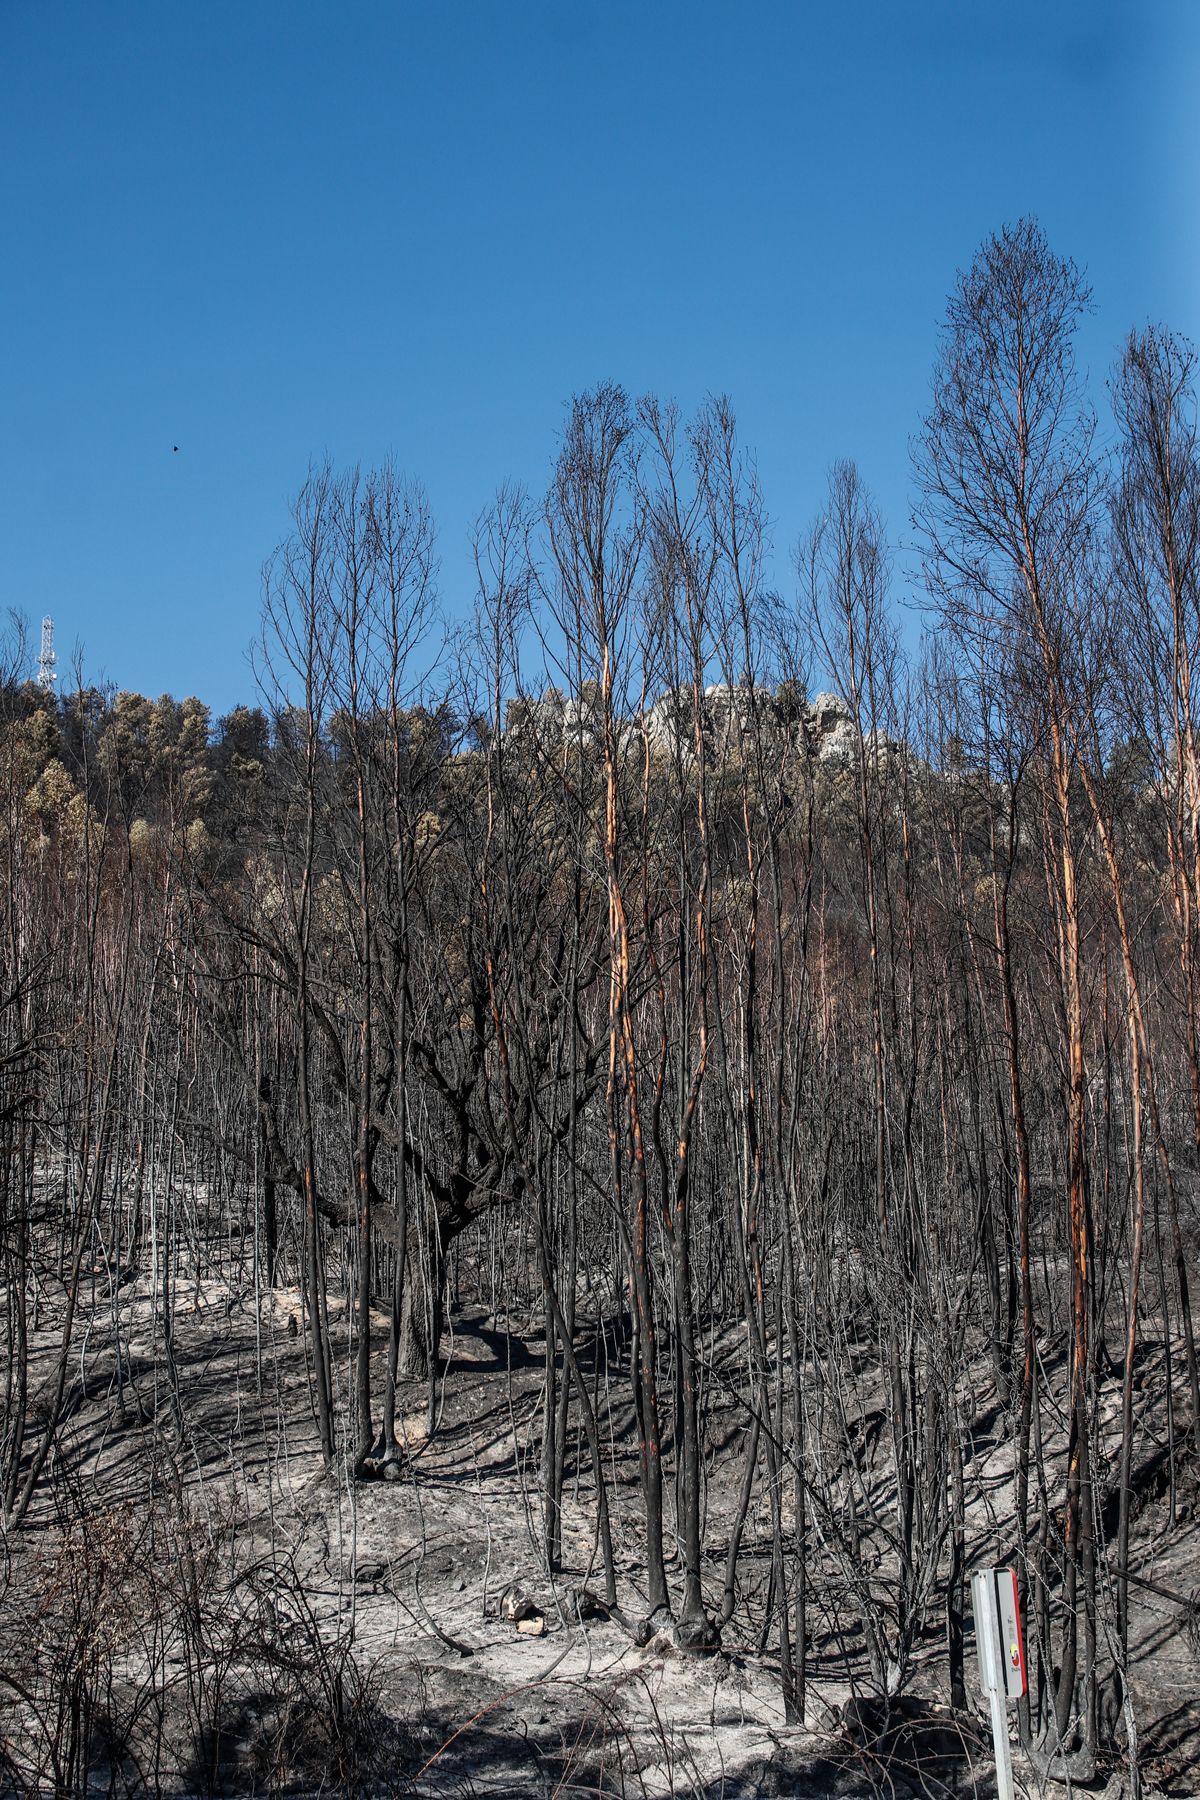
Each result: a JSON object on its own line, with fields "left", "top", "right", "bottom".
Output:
{"left": 37, "top": 617, "right": 57, "bottom": 692}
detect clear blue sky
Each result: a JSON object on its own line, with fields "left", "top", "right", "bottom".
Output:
{"left": 4, "top": 1, "right": 1197, "bottom": 716}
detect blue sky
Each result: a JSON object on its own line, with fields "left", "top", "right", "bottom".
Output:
{"left": 3, "top": 1, "right": 1197, "bottom": 715}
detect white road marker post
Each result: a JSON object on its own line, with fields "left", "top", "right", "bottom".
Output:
{"left": 972, "top": 1567, "right": 1027, "bottom": 1800}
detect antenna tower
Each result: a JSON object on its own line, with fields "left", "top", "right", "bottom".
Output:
{"left": 37, "top": 617, "right": 57, "bottom": 692}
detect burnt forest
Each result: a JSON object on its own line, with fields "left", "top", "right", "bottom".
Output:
{"left": 2, "top": 221, "right": 1199, "bottom": 1799}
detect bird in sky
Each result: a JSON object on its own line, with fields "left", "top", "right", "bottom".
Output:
{"left": 173, "top": 445, "right": 179, "bottom": 453}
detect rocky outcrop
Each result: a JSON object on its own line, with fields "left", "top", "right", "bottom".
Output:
{"left": 504, "top": 680, "right": 878, "bottom": 768}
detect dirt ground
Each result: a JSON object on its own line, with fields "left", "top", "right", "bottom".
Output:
{"left": 3, "top": 1263, "right": 1199, "bottom": 1798}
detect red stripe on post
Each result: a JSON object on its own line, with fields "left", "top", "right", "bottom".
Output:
{"left": 1009, "top": 1569, "right": 1027, "bottom": 1696}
